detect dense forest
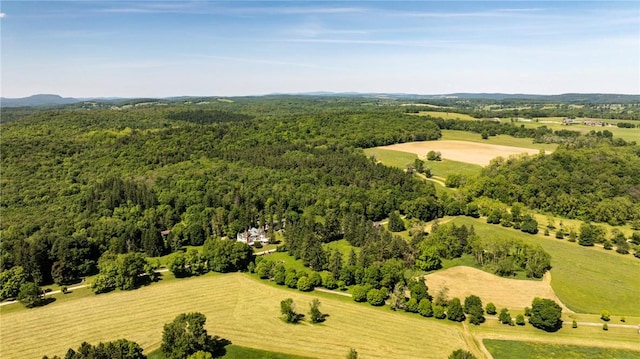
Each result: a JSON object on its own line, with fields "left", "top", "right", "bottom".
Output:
{"left": 1, "top": 97, "right": 638, "bottom": 296}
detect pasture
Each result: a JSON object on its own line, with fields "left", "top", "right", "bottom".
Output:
{"left": 513, "top": 119, "right": 640, "bottom": 142}
{"left": 448, "top": 217, "right": 640, "bottom": 316}
{"left": 484, "top": 339, "right": 640, "bottom": 359}
{"left": 0, "top": 273, "right": 472, "bottom": 359}
{"left": 377, "top": 140, "right": 543, "bottom": 166}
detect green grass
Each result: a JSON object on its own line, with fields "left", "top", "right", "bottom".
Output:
{"left": 514, "top": 120, "right": 640, "bottom": 143}
{"left": 147, "top": 345, "right": 315, "bottom": 359}
{"left": 448, "top": 217, "right": 640, "bottom": 316}
{"left": 440, "top": 130, "right": 559, "bottom": 151}
{"left": 484, "top": 339, "right": 640, "bottom": 359}
{"left": 323, "top": 239, "right": 360, "bottom": 258}
{"left": 423, "top": 159, "right": 483, "bottom": 179}
{"left": 362, "top": 147, "right": 417, "bottom": 169}
{"left": 262, "top": 252, "right": 308, "bottom": 273}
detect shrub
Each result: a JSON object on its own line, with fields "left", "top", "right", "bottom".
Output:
{"left": 603, "top": 323, "right": 608, "bottom": 331}
{"left": 449, "top": 349, "right": 478, "bottom": 359}
{"left": 485, "top": 302, "right": 496, "bottom": 315}
{"left": 572, "top": 320, "right": 577, "bottom": 328}
{"left": 405, "top": 298, "right": 419, "bottom": 313}
{"left": 433, "top": 305, "right": 446, "bottom": 319}
{"left": 366, "top": 288, "right": 385, "bottom": 306}
{"left": 418, "top": 299, "right": 433, "bottom": 317}
{"left": 600, "top": 310, "right": 610, "bottom": 321}
{"left": 499, "top": 308, "right": 512, "bottom": 325}
{"left": 529, "top": 297, "right": 563, "bottom": 332}
{"left": 515, "top": 314, "right": 525, "bottom": 326}
{"left": 308, "top": 272, "right": 322, "bottom": 288}
{"left": 297, "top": 276, "right": 312, "bottom": 292}
{"left": 323, "top": 274, "right": 337, "bottom": 289}
{"left": 17, "top": 282, "right": 44, "bottom": 308}
{"left": 352, "top": 285, "right": 370, "bottom": 302}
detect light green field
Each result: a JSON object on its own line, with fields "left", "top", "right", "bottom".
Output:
{"left": 323, "top": 239, "right": 360, "bottom": 258}
{"left": 440, "top": 130, "right": 559, "bottom": 152}
{"left": 0, "top": 273, "right": 473, "bottom": 359}
{"left": 448, "top": 217, "right": 640, "bottom": 316}
{"left": 363, "top": 147, "right": 417, "bottom": 169}
{"left": 414, "top": 111, "right": 478, "bottom": 121}
{"left": 484, "top": 339, "right": 640, "bottom": 359}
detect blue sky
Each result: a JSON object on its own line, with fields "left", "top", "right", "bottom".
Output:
{"left": 1, "top": 1, "right": 639, "bottom": 97}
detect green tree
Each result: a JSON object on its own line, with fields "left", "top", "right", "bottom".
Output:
{"left": 529, "top": 297, "right": 563, "bottom": 332}
{"left": 189, "top": 351, "right": 213, "bottom": 359}
{"left": 366, "top": 288, "right": 386, "bottom": 306}
{"left": 447, "top": 297, "right": 466, "bottom": 322}
{"left": 515, "top": 314, "right": 525, "bottom": 326}
{"left": 280, "top": 298, "right": 302, "bottom": 324}
{"left": 161, "top": 312, "right": 222, "bottom": 359}
{"left": 352, "top": 285, "right": 370, "bottom": 302}
{"left": 499, "top": 308, "right": 512, "bottom": 325}
{"left": 346, "top": 348, "right": 358, "bottom": 359}
{"left": 448, "top": 349, "right": 478, "bottom": 359}
{"left": 296, "top": 276, "right": 312, "bottom": 292}
{"left": 309, "top": 298, "right": 324, "bottom": 323}
{"left": 388, "top": 211, "right": 406, "bottom": 232}
{"left": 0, "top": 266, "right": 28, "bottom": 300}
{"left": 405, "top": 298, "right": 419, "bottom": 313}
{"left": 414, "top": 158, "right": 425, "bottom": 174}
{"left": 600, "top": 310, "right": 610, "bottom": 321}
{"left": 485, "top": 302, "right": 496, "bottom": 315}
{"left": 433, "top": 305, "right": 446, "bottom": 319}
{"left": 17, "top": 282, "right": 44, "bottom": 308}
{"left": 418, "top": 298, "right": 433, "bottom": 317}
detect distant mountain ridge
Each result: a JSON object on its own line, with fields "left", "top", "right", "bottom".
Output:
{"left": 2, "top": 92, "right": 639, "bottom": 108}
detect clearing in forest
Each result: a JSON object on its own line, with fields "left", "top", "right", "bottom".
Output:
{"left": 425, "top": 266, "right": 569, "bottom": 311}
{"left": 378, "top": 140, "right": 545, "bottom": 166}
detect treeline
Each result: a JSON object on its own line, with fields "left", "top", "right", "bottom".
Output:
{"left": 465, "top": 144, "right": 640, "bottom": 225}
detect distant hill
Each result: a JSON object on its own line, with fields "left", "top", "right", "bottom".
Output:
{"left": 1, "top": 94, "right": 82, "bottom": 107}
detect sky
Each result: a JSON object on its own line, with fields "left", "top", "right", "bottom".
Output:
{"left": 1, "top": 1, "right": 639, "bottom": 97}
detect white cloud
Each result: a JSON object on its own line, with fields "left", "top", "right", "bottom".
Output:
{"left": 0, "top": 13, "right": 6, "bottom": 19}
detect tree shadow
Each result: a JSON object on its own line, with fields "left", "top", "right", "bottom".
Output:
{"left": 212, "top": 337, "right": 232, "bottom": 358}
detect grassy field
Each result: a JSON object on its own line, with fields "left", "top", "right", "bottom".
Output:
{"left": 0, "top": 273, "right": 473, "bottom": 359}
{"left": 323, "top": 239, "right": 360, "bottom": 258}
{"left": 363, "top": 147, "right": 417, "bottom": 169}
{"left": 484, "top": 339, "right": 640, "bottom": 359}
{"left": 448, "top": 217, "right": 640, "bottom": 316}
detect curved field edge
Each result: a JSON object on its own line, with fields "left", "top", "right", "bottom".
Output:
{"left": 448, "top": 217, "right": 640, "bottom": 317}
{"left": 483, "top": 339, "right": 640, "bottom": 359}
{"left": 0, "top": 273, "right": 472, "bottom": 359}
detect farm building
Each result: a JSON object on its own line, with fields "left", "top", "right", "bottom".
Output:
{"left": 236, "top": 227, "right": 269, "bottom": 246}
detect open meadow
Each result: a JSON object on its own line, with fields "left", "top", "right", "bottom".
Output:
{"left": 0, "top": 273, "right": 472, "bottom": 359}
{"left": 447, "top": 217, "right": 640, "bottom": 317}
{"left": 484, "top": 338, "right": 640, "bottom": 359}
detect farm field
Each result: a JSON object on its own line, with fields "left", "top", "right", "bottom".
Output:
{"left": 425, "top": 266, "right": 566, "bottom": 312}
{"left": 483, "top": 339, "right": 640, "bottom": 359}
{"left": 447, "top": 217, "right": 640, "bottom": 317}
{"left": 148, "top": 345, "right": 314, "bottom": 359}
{"left": 0, "top": 273, "right": 472, "bottom": 359}
{"left": 377, "top": 140, "right": 543, "bottom": 166}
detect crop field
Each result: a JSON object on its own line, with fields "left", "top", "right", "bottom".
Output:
{"left": 448, "top": 217, "right": 640, "bottom": 317}
{"left": 0, "top": 273, "right": 472, "bottom": 359}
{"left": 484, "top": 339, "right": 640, "bottom": 359}
{"left": 425, "top": 266, "right": 567, "bottom": 311}
{"left": 377, "top": 140, "right": 543, "bottom": 166}
{"left": 362, "top": 147, "right": 417, "bottom": 169}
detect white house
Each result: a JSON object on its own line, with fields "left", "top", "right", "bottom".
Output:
{"left": 236, "top": 227, "right": 269, "bottom": 246}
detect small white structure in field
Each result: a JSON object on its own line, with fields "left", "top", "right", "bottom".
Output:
{"left": 236, "top": 227, "right": 269, "bottom": 246}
